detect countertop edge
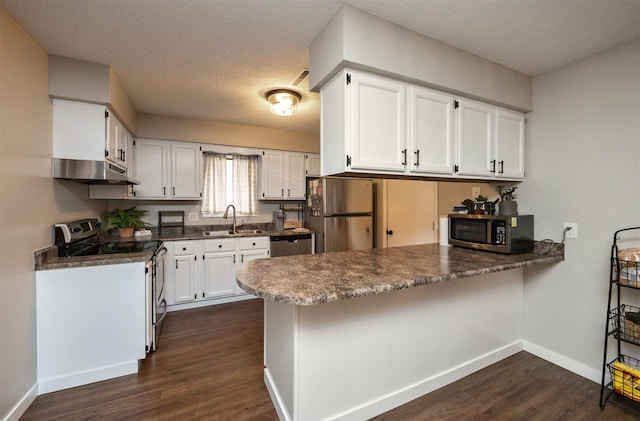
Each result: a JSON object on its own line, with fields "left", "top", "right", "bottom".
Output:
{"left": 34, "top": 225, "right": 313, "bottom": 270}
{"left": 236, "top": 245, "right": 564, "bottom": 306}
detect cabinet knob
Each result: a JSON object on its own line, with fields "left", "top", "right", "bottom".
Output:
{"left": 252, "top": 242, "right": 256, "bottom": 246}
{"left": 218, "top": 244, "right": 222, "bottom": 248}
{"left": 386, "top": 230, "right": 394, "bottom": 235}
{"left": 182, "top": 247, "right": 186, "bottom": 251}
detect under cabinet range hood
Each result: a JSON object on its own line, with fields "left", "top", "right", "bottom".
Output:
{"left": 53, "top": 158, "right": 139, "bottom": 185}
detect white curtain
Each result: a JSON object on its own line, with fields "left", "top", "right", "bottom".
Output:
{"left": 201, "top": 152, "right": 257, "bottom": 216}
{"left": 232, "top": 154, "right": 258, "bottom": 215}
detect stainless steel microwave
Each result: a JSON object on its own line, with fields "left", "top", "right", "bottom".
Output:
{"left": 448, "top": 214, "right": 534, "bottom": 254}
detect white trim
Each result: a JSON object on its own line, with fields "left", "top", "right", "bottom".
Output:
{"left": 167, "top": 294, "right": 257, "bottom": 312}
{"left": 38, "top": 361, "right": 139, "bottom": 395}
{"left": 264, "top": 368, "right": 293, "bottom": 421}
{"left": 265, "top": 341, "right": 523, "bottom": 421}
{"left": 2, "top": 383, "right": 37, "bottom": 421}
{"left": 523, "top": 341, "right": 601, "bottom": 383}
{"left": 330, "top": 341, "right": 523, "bottom": 420}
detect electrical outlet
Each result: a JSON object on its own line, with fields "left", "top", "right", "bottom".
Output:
{"left": 188, "top": 212, "right": 198, "bottom": 222}
{"left": 472, "top": 187, "right": 481, "bottom": 198}
{"left": 564, "top": 222, "right": 578, "bottom": 239}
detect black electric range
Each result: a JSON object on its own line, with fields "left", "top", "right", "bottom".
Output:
{"left": 54, "top": 218, "right": 158, "bottom": 257}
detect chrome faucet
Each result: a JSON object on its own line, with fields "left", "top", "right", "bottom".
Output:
{"left": 223, "top": 204, "right": 237, "bottom": 234}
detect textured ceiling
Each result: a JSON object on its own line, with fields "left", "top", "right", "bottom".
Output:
{"left": 2, "top": 0, "right": 638, "bottom": 135}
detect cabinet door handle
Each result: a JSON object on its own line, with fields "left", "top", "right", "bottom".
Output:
{"left": 163, "top": 187, "right": 166, "bottom": 195}
{"left": 122, "top": 150, "right": 125, "bottom": 162}
{"left": 288, "top": 189, "right": 291, "bottom": 197}
{"left": 490, "top": 160, "right": 496, "bottom": 173}
{"left": 233, "top": 255, "right": 236, "bottom": 263}
{"left": 281, "top": 189, "right": 284, "bottom": 197}
{"left": 499, "top": 160, "right": 504, "bottom": 174}
{"left": 175, "top": 260, "right": 178, "bottom": 269}
{"left": 414, "top": 150, "right": 420, "bottom": 166}
{"left": 173, "top": 187, "right": 176, "bottom": 195}
{"left": 401, "top": 149, "right": 407, "bottom": 166}
{"left": 386, "top": 230, "right": 394, "bottom": 235}
{"left": 241, "top": 254, "right": 244, "bottom": 263}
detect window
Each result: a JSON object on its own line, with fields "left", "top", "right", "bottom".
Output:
{"left": 201, "top": 153, "right": 258, "bottom": 216}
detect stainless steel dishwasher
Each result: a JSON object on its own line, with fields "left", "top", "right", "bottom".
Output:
{"left": 270, "top": 233, "right": 313, "bottom": 257}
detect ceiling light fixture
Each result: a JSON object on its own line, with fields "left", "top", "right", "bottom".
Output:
{"left": 266, "top": 89, "right": 301, "bottom": 116}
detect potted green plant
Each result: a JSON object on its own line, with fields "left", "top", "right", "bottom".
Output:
{"left": 496, "top": 185, "right": 518, "bottom": 216}
{"left": 102, "top": 207, "right": 147, "bottom": 238}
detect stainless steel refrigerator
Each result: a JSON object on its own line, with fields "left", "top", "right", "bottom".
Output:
{"left": 305, "top": 177, "right": 373, "bottom": 253}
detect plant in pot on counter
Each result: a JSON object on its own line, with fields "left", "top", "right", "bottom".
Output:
{"left": 102, "top": 207, "right": 147, "bottom": 238}
{"left": 496, "top": 185, "right": 518, "bottom": 216}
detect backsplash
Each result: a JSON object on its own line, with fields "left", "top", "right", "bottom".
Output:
{"left": 107, "top": 199, "right": 304, "bottom": 228}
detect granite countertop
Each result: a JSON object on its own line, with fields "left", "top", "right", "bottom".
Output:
{"left": 34, "top": 224, "right": 313, "bottom": 270}
{"left": 235, "top": 243, "right": 565, "bottom": 306}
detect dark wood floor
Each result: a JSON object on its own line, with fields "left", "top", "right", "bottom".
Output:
{"left": 22, "top": 299, "right": 636, "bottom": 420}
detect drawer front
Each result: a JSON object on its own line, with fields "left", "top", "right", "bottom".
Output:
{"left": 239, "top": 236, "right": 269, "bottom": 250}
{"left": 173, "top": 241, "right": 195, "bottom": 255}
{"left": 204, "top": 238, "right": 236, "bottom": 253}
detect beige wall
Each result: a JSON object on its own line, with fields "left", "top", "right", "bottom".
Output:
{"left": 437, "top": 181, "right": 498, "bottom": 216}
{"left": 521, "top": 39, "right": 640, "bottom": 380}
{"left": 109, "top": 67, "right": 137, "bottom": 133}
{"left": 137, "top": 113, "right": 320, "bottom": 153}
{"left": 310, "top": 5, "right": 532, "bottom": 112}
{"left": 0, "top": 7, "right": 107, "bottom": 419}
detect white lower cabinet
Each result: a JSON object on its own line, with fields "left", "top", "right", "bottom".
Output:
{"left": 172, "top": 241, "right": 198, "bottom": 303}
{"left": 202, "top": 238, "right": 238, "bottom": 299}
{"left": 166, "top": 237, "right": 270, "bottom": 308}
{"left": 237, "top": 237, "right": 270, "bottom": 294}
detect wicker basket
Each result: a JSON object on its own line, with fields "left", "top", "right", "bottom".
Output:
{"left": 618, "top": 248, "right": 640, "bottom": 287}
{"left": 624, "top": 314, "right": 640, "bottom": 342}
{"left": 610, "top": 355, "right": 640, "bottom": 402}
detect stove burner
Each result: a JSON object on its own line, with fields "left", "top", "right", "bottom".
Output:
{"left": 61, "top": 240, "right": 159, "bottom": 257}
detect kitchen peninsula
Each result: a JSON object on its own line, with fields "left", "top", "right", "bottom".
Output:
{"left": 236, "top": 244, "right": 564, "bottom": 420}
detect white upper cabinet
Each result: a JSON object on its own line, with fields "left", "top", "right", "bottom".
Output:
{"left": 320, "top": 69, "right": 525, "bottom": 181}
{"left": 455, "top": 99, "right": 494, "bottom": 177}
{"left": 260, "top": 150, "right": 306, "bottom": 200}
{"left": 408, "top": 87, "right": 455, "bottom": 174}
{"left": 349, "top": 72, "right": 407, "bottom": 172}
{"left": 495, "top": 109, "right": 525, "bottom": 179}
{"left": 171, "top": 142, "right": 202, "bottom": 199}
{"left": 133, "top": 139, "right": 169, "bottom": 199}
{"left": 304, "top": 153, "right": 321, "bottom": 177}
{"left": 131, "top": 139, "right": 202, "bottom": 200}
{"left": 53, "top": 99, "right": 129, "bottom": 169}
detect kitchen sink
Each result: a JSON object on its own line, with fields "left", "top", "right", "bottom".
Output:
{"left": 203, "top": 229, "right": 264, "bottom": 236}
{"left": 235, "top": 229, "right": 264, "bottom": 234}
{"left": 203, "top": 230, "right": 234, "bottom": 236}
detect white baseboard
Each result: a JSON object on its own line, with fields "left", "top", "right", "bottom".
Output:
{"left": 168, "top": 294, "right": 257, "bottom": 312}
{"left": 37, "top": 361, "right": 139, "bottom": 395}
{"left": 523, "top": 341, "right": 602, "bottom": 383}
{"left": 264, "top": 368, "right": 293, "bottom": 421}
{"left": 265, "top": 341, "right": 523, "bottom": 421}
{"left": 2, "top": 383, "right": 37, "bottom": 421}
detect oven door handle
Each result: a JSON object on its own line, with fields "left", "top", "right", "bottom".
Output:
{"left": 155, "top": 246, "right": 168, "bottom": 258}
{"left": 156, "top": 298, "right": 167, "bottom": 324}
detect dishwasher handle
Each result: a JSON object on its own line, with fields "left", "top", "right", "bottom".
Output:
{"left": 270, "top": 233, "right": 312, "bottom": 242}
